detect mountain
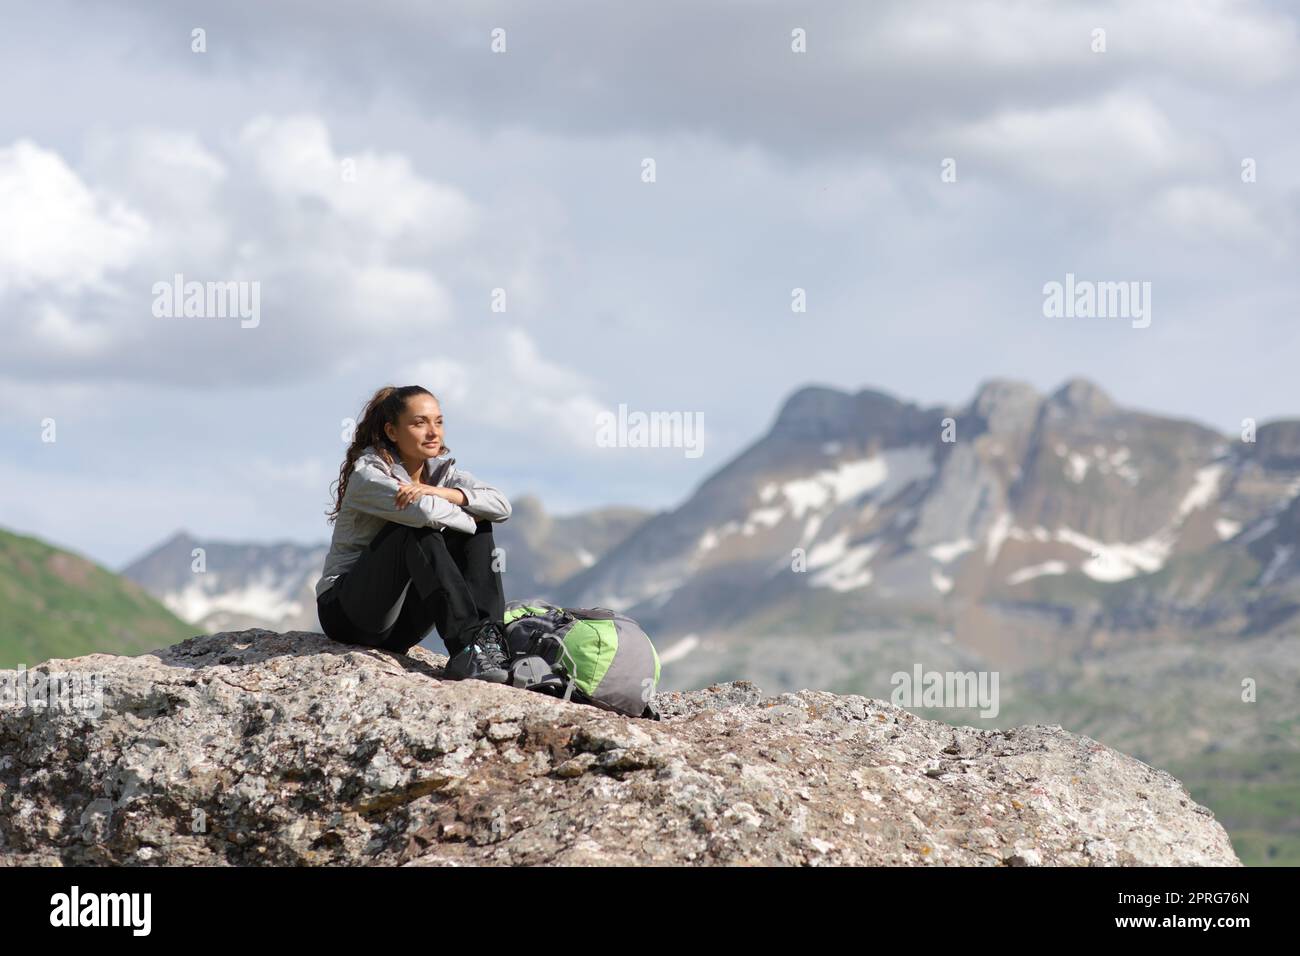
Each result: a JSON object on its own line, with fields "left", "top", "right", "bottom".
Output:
{"left": 492, "top": 493, "right": 653, "bottom": 601}
{"left": 119, "top": 531, "right": 327, "bottom": 635}
{"left": 542, "top": 376, "right": 1300, "bottom": 866}
{"left": 0, "top": 526, "right": 197, "bottom": 668}
{"left": 119, "top": 498, "right": 651, "bottom": 636}
{"left": 557, "top": 377, "right": 1300, "bottom": 666}
{"left": 0, "top": 629, "right": 1239, "bottom": 866}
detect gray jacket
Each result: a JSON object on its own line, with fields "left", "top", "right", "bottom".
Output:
{"left": 315, "top": 445, "right": 511, "bottom": 599}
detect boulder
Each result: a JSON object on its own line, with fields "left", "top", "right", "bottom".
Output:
{"left": 0, "top": 630, "right": 1240, "bottom": 866}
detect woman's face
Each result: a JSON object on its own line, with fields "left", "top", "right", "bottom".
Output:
{"left": 385, "top": 394, "right": 445, "bottom": 466}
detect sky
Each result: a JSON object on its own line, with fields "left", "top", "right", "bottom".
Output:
{"left": 1, "top": 0, "right": 1298, "bottom": 570}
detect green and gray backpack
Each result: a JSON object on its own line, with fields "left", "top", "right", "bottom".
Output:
{"left": 502, "top": 600, "right": 661, "bottom": 720}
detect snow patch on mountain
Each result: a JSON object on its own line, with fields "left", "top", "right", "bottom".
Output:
{"left": 806, "top": 530, "right": 850, "bottom": 569}
{"left": 809, "top": 545, "right": 876, "bottom": 592}
{"left": 700, "top": 447, "right": 934, "bottom": 561}
{"left": 807, "top": 533, "right": 878, "bottom": 592}
{"left": 987, "top": 462, "right": 1227, "bottom": 584}
{"left": 1099, "top": 446, "right": 1140, "bottom": 485}
{"left": 1008, "top": 526, "right": 1052, "bottom": 543}
{"left": 776, "top": 446, "right": 933, "bottom": 519}
{"left": 928, "top": 538, "right": 976, "bottom": 563}
{"left": 1178, "top": 464, "right": 1224, "bottom": 518}
{"left": 1054, "top": 527, "right": 1171, "bottom": 583}
{"left": 986, "top": 512, "right": 1013, "bottom": 563}
{"left": 1007, "top": 561, "right": 1069, "bottom": 585}
{"left": 658, "top": 633, "right": 699, "bottom": 664}
{"left": 166, "top": 577, "right": 304, "bottom": 626}
{"left": 1065, "top": 452, "right": 1089, "bottom": 483}
{"left": 1214, "top": 519, "right": 1242, "bottom": 541}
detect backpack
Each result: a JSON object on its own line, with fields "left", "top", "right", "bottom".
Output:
{"left": 501, "top": 600, "right": 662, "bottom": 720}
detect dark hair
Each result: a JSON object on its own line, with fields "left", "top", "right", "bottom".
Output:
{"left": 326, "top": 385, "right": 447, "bottom": 524}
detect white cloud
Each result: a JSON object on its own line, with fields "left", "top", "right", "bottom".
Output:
{"left": 0, "top": 116, "right": 490, "bottom": 384}
{"left": 238, "top": 114, "right": 478, "bottom": 244}
{"left": 0, "top": 139, "right": 150, "bottom": 294}
{"left": 30, "top": 301, "right": 115, "bottom": 355}
{"left": 347, "top": 263, "right": 453, "bottom": 323}
{"left": 398, "top": 356, "right": 472, "bottom": 404}
{"left": 398, "top": 325, "right": 609, "bottom": 451}
{"left": 1147, "top": 185, "right": 1267, "bottom": 245}
{"left": 864, "top": 0, "right": 1297, "bottom": 85}
{"left": 932, "top": 92, "right": 1208, "bottom": 192}
{"left": 0, "top": 378, "right": 107, "bottom": 427}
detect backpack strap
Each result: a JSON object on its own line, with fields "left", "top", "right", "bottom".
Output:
{"left": 564, "top": 607, "right": 617, "bottom": 620}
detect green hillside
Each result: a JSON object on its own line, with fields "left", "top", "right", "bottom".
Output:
{"left": 0, "top": 527, "right": 198, "bottom": 668}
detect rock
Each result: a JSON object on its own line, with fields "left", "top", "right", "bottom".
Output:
{"left": 0, "top": 629, "right": 1240, "bottom": 866}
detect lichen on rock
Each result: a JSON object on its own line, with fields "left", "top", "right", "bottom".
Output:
{"left": 0, "top": 629, "right": 1241, "bottom": 866}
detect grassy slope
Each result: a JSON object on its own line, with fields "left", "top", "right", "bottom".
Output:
{"left": 1165, "top": 749, "right": 1300, "bottom": 866}
{"left": 0, "top": 526, "right": 198, "bottom": 668}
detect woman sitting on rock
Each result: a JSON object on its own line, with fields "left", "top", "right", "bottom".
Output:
{"left": 315, "top": 385, "right": 514, "bottom": 682}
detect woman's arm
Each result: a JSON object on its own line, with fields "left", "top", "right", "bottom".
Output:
{"left": 444, "top": 466, "right": 512, "bottom": 521}
{"left": 397, "top": 483, "right": 467, "bottom": 508}
{"left": 348, "top": 460, "right": 477, "bottom": 533}
{"left": 433, "top": 486, "right": 470, "bottom": 507}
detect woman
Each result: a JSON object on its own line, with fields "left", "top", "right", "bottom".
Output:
{"left": 315, "top": 385, "right": 515, "bottom": 683}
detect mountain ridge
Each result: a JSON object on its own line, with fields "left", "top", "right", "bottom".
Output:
{"left": 554, "top": 375, "right": 1300, "bottom": 665}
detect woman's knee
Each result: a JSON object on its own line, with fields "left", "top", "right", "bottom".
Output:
{"left": 370, "top": 520, "right": 443, "bottom": 558}
{"left": 441, "top": 518, "right": 493, "bottom": 538}
{"left": 410, "top": 525, "right": 449, "bottom": 558}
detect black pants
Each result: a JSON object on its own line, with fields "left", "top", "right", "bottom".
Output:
{"left": 317, "top": 519, "right": 505, "bottom": 656}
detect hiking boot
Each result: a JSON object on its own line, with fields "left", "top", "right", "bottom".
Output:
{"left": 444, "top": 622, "right": 512, "bottom": 683}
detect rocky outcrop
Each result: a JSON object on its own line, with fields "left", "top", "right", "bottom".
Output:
{"left": 0, "top": 630, "right": 1240, "bottom": 866}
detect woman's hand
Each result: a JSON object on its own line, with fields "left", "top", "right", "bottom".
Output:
{"left": 395, "top": 482, "right": 468, "bottom": 509}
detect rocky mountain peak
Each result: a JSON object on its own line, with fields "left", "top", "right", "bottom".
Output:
{"left": 969, "top": 378, "right": 1042, "bottom": 434}
{"left": 769, "top": 384, "right": 863, "bottom": 440}
{"left": 157, "top": 530, "right": 200, "bottom": 553}
{"left": 1046, "top": 377, "right": 1116, "bottom": 419}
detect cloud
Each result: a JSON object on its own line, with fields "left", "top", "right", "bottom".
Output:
{"left": 3, "top": 0, "right": 1300, "bottom": 572}
{"left": 0, "top": 116, "right": 486, "bottom": 386}
{"left": 346, "top": 263, "right": 454, "bottom": 325}
{"left": 929, "top": 92, "right": 1210, "bottom": 193}
{"left": 83, "top": 0, "right": 1299, "bottom": 163}
{"left": 0, "top": 139, "right": 150, "bottom": 294}
{"left": 1147, "top": 185, "right": 1268, "bottom": 245}
{"left": 860, "top": 0, "right": 1297, "bottom": 84}
{"left": 397, "top": 356, "right": 472, "bottom": 405}
{"left": 397, "top": 325, "right": 610, "bottom": 451}
{"left": 238, "top": 114, "right": 478, "bottom": 244}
